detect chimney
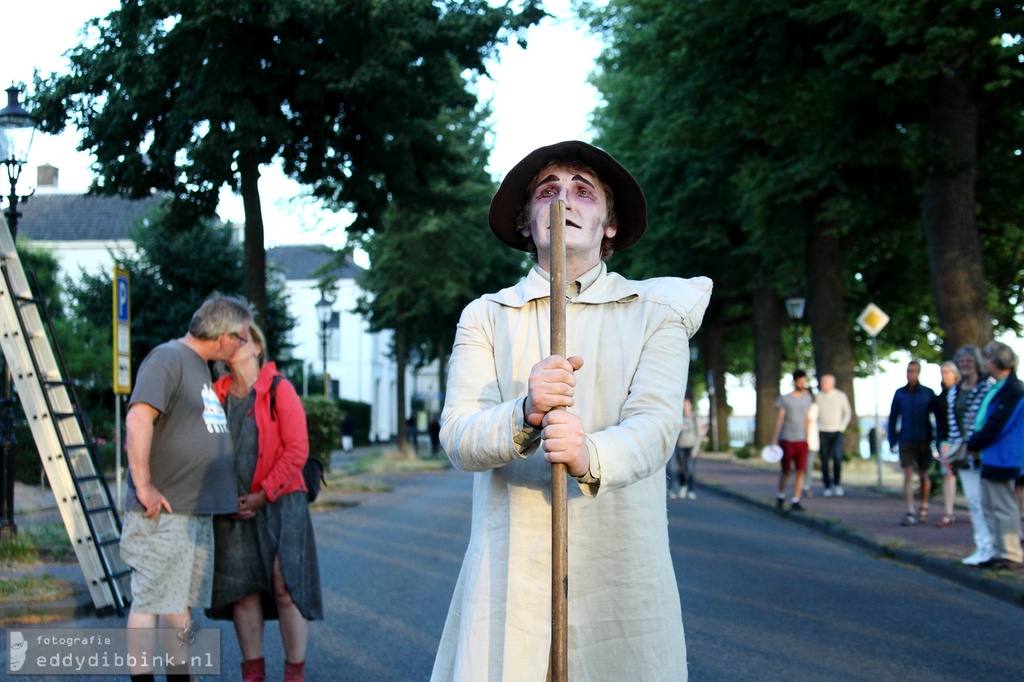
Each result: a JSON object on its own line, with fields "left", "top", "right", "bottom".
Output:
{"left": 37, "top": 164, "right": 59, "bottom": 188}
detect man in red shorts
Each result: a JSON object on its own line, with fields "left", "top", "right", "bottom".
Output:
{"left": 772, "top": 370, "right": 814, "bottom": 511}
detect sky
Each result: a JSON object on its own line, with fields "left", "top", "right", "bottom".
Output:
{"left": 2, "top": 1, "right": 1020, "bottom": 416}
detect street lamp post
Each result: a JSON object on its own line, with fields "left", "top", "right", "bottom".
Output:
{"left": 0, "top": 85, "right": 37, "bottom": 538}
{"left": 315, "top": 291, "right": 333, "bottom": 398}
{"left": 785, "top": 294, "right": 806, "bottom": 369}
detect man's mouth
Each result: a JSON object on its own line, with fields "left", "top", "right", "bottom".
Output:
{"left": 566, "top": 220, "right": 581, "bottom": 229}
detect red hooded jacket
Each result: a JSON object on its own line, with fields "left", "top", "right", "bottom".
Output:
{"left": 213, "top": 362, "right": 309, "bottom": 502}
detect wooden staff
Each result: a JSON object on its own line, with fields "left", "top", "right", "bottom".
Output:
{"left": 549, "top": 199, "right": 568, "bottom": 681}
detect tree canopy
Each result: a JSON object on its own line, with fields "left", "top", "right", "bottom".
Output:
{"left": 585, "top": 0, "right": 1024, "bottom": 445}
{"left": 32, "top": 0, "right": 544, "bottom": 321}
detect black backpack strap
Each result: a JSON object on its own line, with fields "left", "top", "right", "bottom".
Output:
{"left": 269, "top": 375, "right": 283, "bottom": 421}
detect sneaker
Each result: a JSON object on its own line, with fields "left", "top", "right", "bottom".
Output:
{"left": 834, "top": 485, "right": 844, "bottom": 497}
{"left": 822, "top": 487, "right": 834, "bottom": 497}
{"left": 686, "top": 490, "right": 697, "bottom": 500}
{"left": 900, "top": 513, "right": 918, "bottom": 526}
{"left": 668, "top": 491, "right": 679, "bottom": 500}
{"left": 962, "top": 550, "right": 994, "bottom": 566}
{"left": 790, "top": 500, "right": 805, "bottom": 512}
{"left": 776, "top": 497, "right": 785, "bottom": 510}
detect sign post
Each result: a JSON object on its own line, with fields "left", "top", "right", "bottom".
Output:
{"left": 112, "top": 268, "right": 131, "bottom": 511}
{"left": 857, "top": 304, "right": 890, "bottom": 486}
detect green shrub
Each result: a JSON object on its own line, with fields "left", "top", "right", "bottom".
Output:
{"left": 302, "top": 396, "right": 342, "bottom": 467}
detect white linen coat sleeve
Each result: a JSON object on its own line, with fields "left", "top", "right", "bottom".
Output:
{"left": 581, "top": 306, "right": 688, "bottom": 495}
{"left": 581, "top": 276, "right": 712, "bottom": 496}
{"left": 440, "top": 298, "right": 540, "bottom": 471}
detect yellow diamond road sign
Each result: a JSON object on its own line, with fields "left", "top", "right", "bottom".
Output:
{"left": 857, "top": 303, "right": 889, "bottom": 338}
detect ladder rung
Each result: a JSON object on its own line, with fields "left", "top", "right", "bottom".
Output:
{"left": 86, "top": 504, "right": 115, "bottom": 515}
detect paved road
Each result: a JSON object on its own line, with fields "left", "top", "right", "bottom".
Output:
{"left": 5, "top": 468, "right": 1023, "bottom": 680}
{"left": 671, "top": 489, "right": 1022, "bottom": 681}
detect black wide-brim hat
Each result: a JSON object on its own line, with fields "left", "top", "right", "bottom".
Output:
{"left": 487, "top": 140, "right": 647, "bottom": 252}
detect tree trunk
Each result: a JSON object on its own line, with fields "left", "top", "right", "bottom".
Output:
{"left": 701, "top": 315, "right": 730, "bottom": 452}
{"left": 394, "top": 323, "right": 409, "bottom": 451}
{"left": 753, "top": 282, "right": 783, "bottom": 448}
{"left": 921, "top": 68, "right": 992, "bottom": 354}
{"left": 806, "top": 224, "right": 860, "bottom": 454}
{"left": 238, "top": 147, "right": 268, "bottom": 323}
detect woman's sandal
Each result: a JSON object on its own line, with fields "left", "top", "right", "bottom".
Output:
{"left": 938, "top": 514, "right": 955, "bottom": 528}
{"left": 918, "top": 507, "right": 928, "bottom": 524}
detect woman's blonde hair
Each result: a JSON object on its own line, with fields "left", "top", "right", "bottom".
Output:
{"left": 248, "top": 321, "right": 268, "bottom": 368}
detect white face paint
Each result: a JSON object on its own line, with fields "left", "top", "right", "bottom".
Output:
{"left": 521, "top": 164, "right": 617, "bottom": 272}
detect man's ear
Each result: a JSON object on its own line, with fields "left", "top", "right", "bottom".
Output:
{"left": 603, "top": 222, "right": 619, "bottom": 239}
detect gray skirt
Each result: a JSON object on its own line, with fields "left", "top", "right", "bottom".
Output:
{"left": 206, "top": 390, "right": 323, "bottom": 621}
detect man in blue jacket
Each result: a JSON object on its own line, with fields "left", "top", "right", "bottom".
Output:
{"left": 888, "top": 361, "right": 939, "bottom": 526}
{"left": 967, "top": 341, "right": 1024, "bottom": 570}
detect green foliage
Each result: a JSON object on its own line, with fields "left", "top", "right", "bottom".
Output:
{"left": 31, "top": 0, "right": 545, "bottom": 318}
{"left": 355, "top": 104, "right": 527, "bottom": 367}
{"left": 586, "top": 0, "right": 1024, "bottom": 381}
{"left": 64, "top": 205, "right": 295, "bottom": 374}
{"left": 302, "top": 396, "right": 342, "bottom": 466}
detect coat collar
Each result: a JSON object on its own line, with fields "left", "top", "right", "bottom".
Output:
{"left": 484, "top": 262, "right": 639, "bottom": 309}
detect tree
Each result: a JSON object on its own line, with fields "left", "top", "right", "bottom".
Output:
{"left": 33, "top": 0, "right": 543, "bottom": 322}
{"left": 355, "top": 105, "right": 526, "bottom": 448}
{"left": 586, "top": 0, "right": 1024, "bottom": 448}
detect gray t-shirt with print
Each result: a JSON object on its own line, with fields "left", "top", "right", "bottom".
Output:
{"left": 126, "top": 341, "right": 236, "bottom": 514}
{"left": 776, "top": 391, "right": 813, "bottom": 442}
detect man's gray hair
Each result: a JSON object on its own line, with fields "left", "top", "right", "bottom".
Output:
{"left": 188, "top": 294, "right": 253, "bottom": 341}
{"left": 982, "top": 340, "right": 1018, "bottom": 372}
{"left": 953, "top": 345, "right": 984, "bottom": 374}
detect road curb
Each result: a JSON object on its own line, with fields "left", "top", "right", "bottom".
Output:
{"left": 703, "top": 480, "right": 1024, "bottom": 610}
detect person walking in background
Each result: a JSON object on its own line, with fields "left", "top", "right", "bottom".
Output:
{"left": 433, "top": 140, "right": 712, "bottom": 680}
{"left": 772, "top": 370, "right": 814, "bottom": 512}
{"left": 428, "top": 413, "right": 442, "bottom": 457}
{"left": 888, "top": 360, "right": 939, "bottom": 526}
{"left": 341, "top": 413, "right": 355, "bottom": 453}
{"left": 944, "top": 346, "right": 995, "bottom": 564}
{"left": 804, "top": 400, "right": 819, "bottom": 498}
{"left": 934, "top": 360, "right": 960, "bottom": 527}
{"left": 816, "top": 374, "right": 852, "bottom": 497}
{"left": 208, "top": 322, "right": 322, "bottom": 682}
{"left": 668, "top": 398, "right": 701, "bottom": 500}
{"left": 967, "top": 341, "right": 1024, "bottom": 570}
{"left": 121, "top": 295, "right": 253, "bottom": 682}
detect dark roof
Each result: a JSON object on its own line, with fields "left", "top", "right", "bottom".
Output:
{"left": 16, "top": 192, "right": 166, "bottom": 242}
{"left": 267, "top": 244, "right": 362, "bottom": 281}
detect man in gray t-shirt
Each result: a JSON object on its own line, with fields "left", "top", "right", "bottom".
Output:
{"left": 772, "top": 370, "right": 814, "bottom": 511}
{"left": 120, "top": 295, "right": 252, "bottom": 677}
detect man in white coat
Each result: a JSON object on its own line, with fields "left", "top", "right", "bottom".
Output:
{"left": 432, "top": 141, "right": 712, "bottom": 681}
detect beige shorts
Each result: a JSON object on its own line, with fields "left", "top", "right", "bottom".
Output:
{"left": 119, "top": 512, "right": 214, "bottom": 614}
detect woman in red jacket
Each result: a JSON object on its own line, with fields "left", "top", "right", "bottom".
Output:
{"left": 207, "top": 322, "right": 322, "bottom": 682}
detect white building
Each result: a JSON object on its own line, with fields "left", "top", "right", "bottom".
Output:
{"left": 15, "top": 167, "right": 436, "bottom": 442}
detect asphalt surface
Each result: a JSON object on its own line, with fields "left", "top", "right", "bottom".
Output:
{"left": 2, "top": 450, "right": 1023, "bottom": 680}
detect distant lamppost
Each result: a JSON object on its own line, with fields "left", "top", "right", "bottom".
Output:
{"left": 785, "top": 294, "right": 806, "bottom": 369}
{"left": 315, "top": 291, "right": 333, "bottom": 398}
{"left": 0, "top": 85, "right": 37, "bottom": 538}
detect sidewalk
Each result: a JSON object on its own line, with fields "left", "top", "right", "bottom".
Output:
{"left": 696, "top": 452, "right": 1024, "bottom": 608}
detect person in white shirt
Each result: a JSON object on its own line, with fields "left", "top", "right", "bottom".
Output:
{"left": 815, "top": 374, "right": 852, "bottom": 496}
